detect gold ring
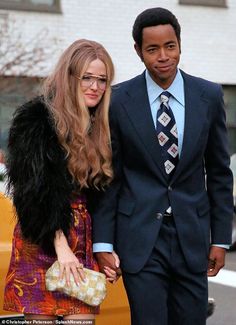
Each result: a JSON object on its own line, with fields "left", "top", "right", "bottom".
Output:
{"left": 77, "top": 264, "right": 83, "bottom": 269}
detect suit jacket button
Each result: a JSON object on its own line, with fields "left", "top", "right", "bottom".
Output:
{"left": 168, "top": 186, "right": 172, "bottom": 191}
{"left": 156, "top": 213, "right": 163, "bottom": 220}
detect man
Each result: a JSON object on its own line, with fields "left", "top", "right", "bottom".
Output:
{"left": 92, "top": 7, "right": 233, "bottom": 325}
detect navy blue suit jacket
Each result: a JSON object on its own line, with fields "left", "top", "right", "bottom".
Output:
{"left": 92, "top": 70, "right": 233, "bottom": 273}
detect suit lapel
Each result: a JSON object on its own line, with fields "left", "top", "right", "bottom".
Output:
{"left": 171, "top": 72, "right": 208, "bottom": 183}
{"left": 122, "top": 73, "right": 167, "bottom": 179}
{"left": 120, "top": 72, "right": 208, "bottom": 183}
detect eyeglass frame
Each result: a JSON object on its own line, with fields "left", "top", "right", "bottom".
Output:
{"left": 74, "top": 74, "right": 108, "bottom": 90}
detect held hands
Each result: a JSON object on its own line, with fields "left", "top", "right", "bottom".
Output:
{"left": 95, "top": 251, "right": 121, "bottom": 283}
{"left": 207, "top": 246, "right": 226, "bottom": 277}
{"left": 54, "top": 230, "right": 85, "bottom": 286}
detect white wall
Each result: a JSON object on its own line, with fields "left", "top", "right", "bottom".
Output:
{"left": 1, "top": 0, "right": 236, "bottom": 84}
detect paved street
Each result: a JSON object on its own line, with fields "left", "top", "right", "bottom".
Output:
{"left": 207, "top": 250, "right": 236, "bottom": 325}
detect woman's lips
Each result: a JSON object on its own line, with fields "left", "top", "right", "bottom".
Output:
{"left": 85, "top": 93, "right": 99, "bottom": 99}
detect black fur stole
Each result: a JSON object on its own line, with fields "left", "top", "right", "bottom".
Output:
{"left": 6, "top": 97, "right": 74, "bottom": 254}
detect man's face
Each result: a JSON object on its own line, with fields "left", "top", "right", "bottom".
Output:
{"left": 135, "top": 24, "right": 180, "bottom": 89}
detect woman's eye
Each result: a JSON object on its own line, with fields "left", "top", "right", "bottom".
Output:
{"left": 99, "top": 78, "right": 107, "bottom": 83}
{"left": 82, "top": 76, "right": 92, "bottom": 81}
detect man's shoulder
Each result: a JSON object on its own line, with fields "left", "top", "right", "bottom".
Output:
{"left": 181, "top": 70, "right": 221, "bottom": 92}
{"left": 111, "top": 73, "right": 145, "bottom": 97}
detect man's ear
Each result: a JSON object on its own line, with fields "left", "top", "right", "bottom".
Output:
{"left": 134, "top": 43, "right": 143, "bottom": 61}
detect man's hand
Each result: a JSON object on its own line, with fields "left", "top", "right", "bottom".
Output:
{"left": 207, "top": 246, "right": 226, "bottom": 277}
{"left": 95, "top": 251, "right": 122, "bottom": 276}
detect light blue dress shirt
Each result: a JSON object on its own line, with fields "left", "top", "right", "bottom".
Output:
{"left": 146, "top": 68, "right": 185, "bottom": 156}
{"left": 93, "top": 69, "right": 229, "bottom": 252}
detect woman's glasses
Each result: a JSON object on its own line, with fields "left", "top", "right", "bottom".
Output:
{"left": 75, "top": 74, "right": 107, "bottom": 90}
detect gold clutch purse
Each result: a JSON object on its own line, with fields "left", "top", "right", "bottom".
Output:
{"left": 45, "top": 261, "right": 107, "bottom": 306}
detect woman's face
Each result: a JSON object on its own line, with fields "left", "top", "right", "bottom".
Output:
{"left": 79, "top": 59, "right": 107, "bottom": 108}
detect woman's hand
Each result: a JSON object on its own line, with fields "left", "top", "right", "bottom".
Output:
{"left": 54, "top": 230, "right": 85, "bottom": 286}
{"left": 104, "top": 266, "right": 119, "bottom": 283}
{"left": 104, "top": 251, "right": 121, "bottom": 283}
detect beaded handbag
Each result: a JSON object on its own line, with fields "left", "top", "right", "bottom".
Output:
{"left": 45, "top": 261, "right": 107, "bottom": 306}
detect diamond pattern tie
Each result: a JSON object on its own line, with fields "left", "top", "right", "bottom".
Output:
{"left": 156, "top": 91, "right": 179, "bottom": 176}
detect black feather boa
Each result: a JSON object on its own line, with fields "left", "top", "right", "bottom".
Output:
{"left": 6, "top": 97, "right": 75, "bottom": 255}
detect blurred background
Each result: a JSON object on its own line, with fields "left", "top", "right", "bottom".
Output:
{"left": 0, "top": 1, "right": 235, "bottom": 324}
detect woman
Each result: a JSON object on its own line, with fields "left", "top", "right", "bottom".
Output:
{"left": 3, "top": 39, "right": 118, "bottom": 322}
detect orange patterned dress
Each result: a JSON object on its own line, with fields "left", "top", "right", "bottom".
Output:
{"left": 3, "top": 196, "right": 99, "bottom": 315}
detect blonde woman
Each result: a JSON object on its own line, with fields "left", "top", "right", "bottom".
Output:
{"left": 4, "top": 39, "right": 118, "bottom": 322}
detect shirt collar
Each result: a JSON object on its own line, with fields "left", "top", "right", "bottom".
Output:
{"left": 145, "top": 69, "right": 185, "bottom": 106}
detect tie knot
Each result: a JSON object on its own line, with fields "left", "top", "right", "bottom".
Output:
{"left": 160, "top": 91, "right": 171, "bottom": 104}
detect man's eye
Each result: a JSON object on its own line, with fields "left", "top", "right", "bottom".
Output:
{"left": 147, "top": 48, "right": 156, "bottom": 53}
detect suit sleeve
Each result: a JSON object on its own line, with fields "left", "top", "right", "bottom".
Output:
{"left": 204, "top": 85, "right": 234, "bottom": 245}
{"left": 6, "top": 99, "right": 73, "bottom": 254}
{"left": 91, "top": 101, "right": 123, "bottom": 246}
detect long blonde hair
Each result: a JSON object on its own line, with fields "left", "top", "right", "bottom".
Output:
{"left": 43, "top": 39, "right": 114, "bottom": 189}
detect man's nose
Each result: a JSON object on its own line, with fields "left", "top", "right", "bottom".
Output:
{"left": 158, "top": 48, "right": 168, "bottom": 60}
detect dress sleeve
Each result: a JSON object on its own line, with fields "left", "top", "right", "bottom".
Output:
{"left": 6, "top": 98, "right": 74, "bottom": 254}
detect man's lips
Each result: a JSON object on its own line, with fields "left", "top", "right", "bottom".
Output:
{"left": 156, "top": 65, "right": 172, "bottom": 72}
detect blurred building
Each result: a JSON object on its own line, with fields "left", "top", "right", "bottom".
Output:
{"left": 0, "top": 0, "right": 236, "bottom": 154}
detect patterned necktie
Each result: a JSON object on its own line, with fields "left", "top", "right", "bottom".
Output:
{"left": 156, "top": 91, "right": 179, "bottom": 176}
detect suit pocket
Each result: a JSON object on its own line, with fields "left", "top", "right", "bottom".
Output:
{"left": 117, "top": 198, "right": 135, "bottom": 216}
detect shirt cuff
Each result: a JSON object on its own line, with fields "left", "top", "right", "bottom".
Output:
{"left": 211, "top": 244, "right": 230, "bottom": 249}
{"left": 93, "top": 243, "right": 113, "bottom": 253}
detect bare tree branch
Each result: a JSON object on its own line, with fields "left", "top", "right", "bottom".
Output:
{"left": 0, "top": 15, "right": 61, "bottom": 76}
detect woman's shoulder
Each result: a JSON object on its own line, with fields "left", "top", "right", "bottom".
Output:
{"left": 15, "top": 96, "right": 49, "bottom": 120}
{"left": 12, "top": 96, "right": 54, "bottom": 132}
{"left": 10, "top": 96, "right": 55, "bottom": 140}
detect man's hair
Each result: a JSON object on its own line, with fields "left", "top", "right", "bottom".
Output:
{"left": 132, "top": 7, "right": 181, "bottom": 48}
